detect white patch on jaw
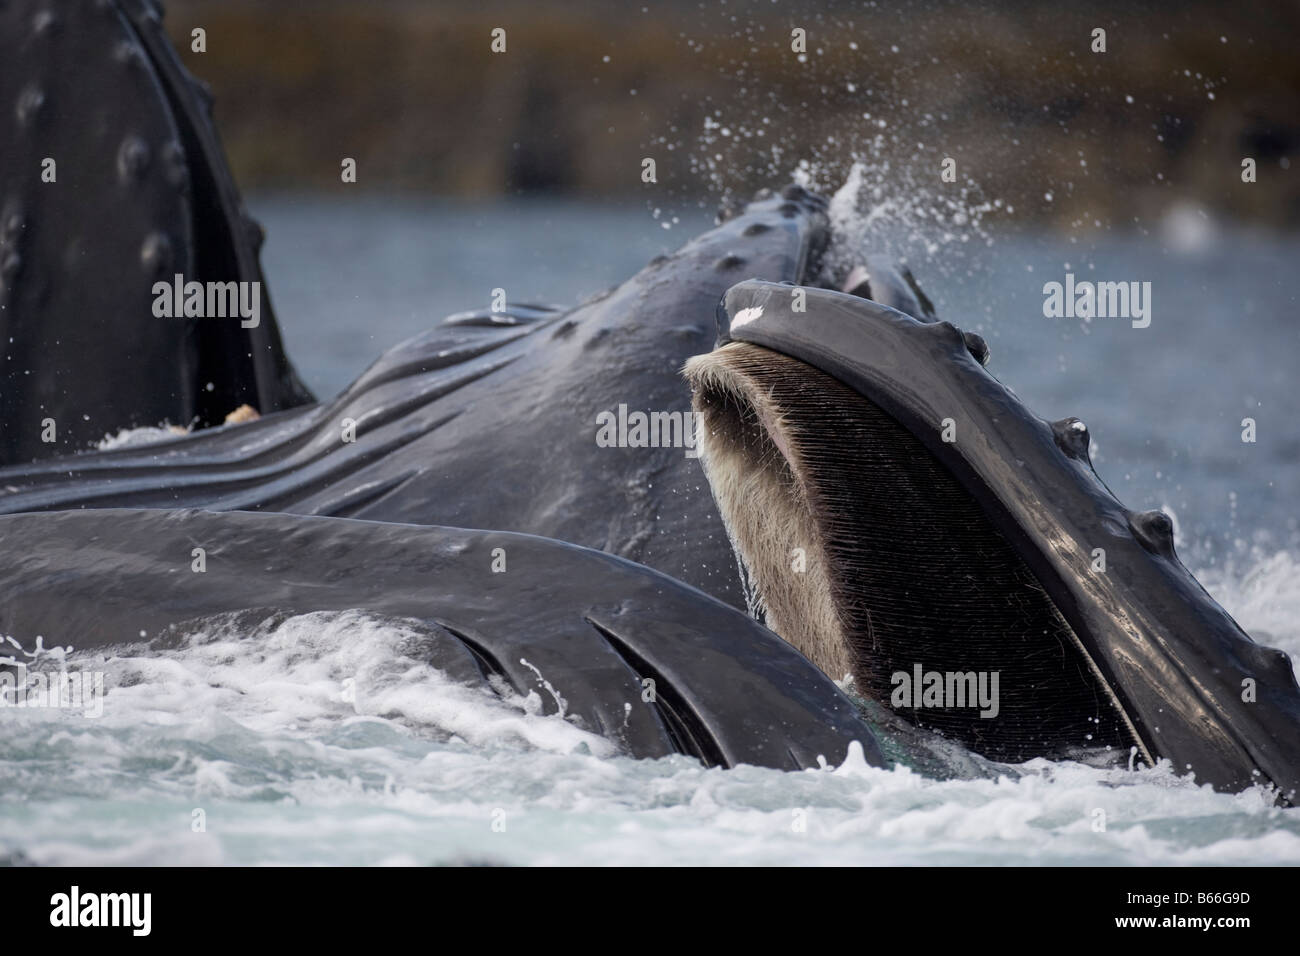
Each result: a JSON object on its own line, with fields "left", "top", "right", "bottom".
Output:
{"left": 731, "top": 306, "right": 763, "bottom": 329}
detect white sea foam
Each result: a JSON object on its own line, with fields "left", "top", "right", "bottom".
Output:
{"left": 96, "top": 425, "right": 187, "bottom": 450}
{"left": 1, "top": 563, "right": 1297, "bottom": 866}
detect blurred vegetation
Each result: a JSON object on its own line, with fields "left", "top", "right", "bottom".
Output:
{"left": 165, "top": 0, "right": 1300, "bottom": 228}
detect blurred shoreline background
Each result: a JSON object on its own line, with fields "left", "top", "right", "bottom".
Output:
{"left": 164, "top": 0, "right": 1299, "bottom": 231}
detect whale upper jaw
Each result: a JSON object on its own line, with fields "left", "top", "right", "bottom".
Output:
{"left": 687, "top": 278, "right": 1300, "bottom": 801}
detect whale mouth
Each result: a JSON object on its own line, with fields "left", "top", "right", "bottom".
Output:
{"left": 685, "top": 341, "right": 1141, "bottom": 764}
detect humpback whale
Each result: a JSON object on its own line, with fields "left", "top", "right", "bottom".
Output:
{"left": 1, "top": 0, "right": 1298, "bottom": 803}
{"left": 0, "top": 0, "right": 313, "bottom": 465}
{"left": 687, "top": 281, "right": 1300, "bottom": 796}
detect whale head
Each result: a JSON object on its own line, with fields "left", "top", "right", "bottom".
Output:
{"left": 686, "top": 277, "right": 1300, "bottom": 801}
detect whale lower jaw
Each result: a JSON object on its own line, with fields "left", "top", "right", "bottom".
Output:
{"left": 686, "top": 342, "right": 1142, "bottom": 765}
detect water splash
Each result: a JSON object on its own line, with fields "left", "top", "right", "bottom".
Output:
{"left": 810, "top": 156, "right": 1002, "bottom": 286}
{"left": 0, "top": 582, "right": 1295, "bottom": 865}
{"left": 1199, "top": 551, "right": 1300, "bottom": 680}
